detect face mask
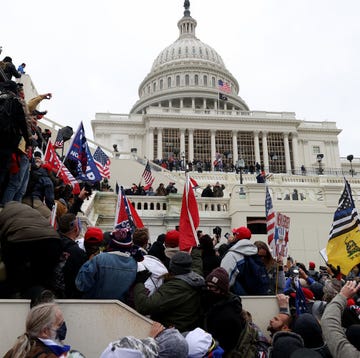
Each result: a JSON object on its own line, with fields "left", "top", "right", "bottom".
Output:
{"left": 56, "top": 321, "right": 67, "bottom": 341}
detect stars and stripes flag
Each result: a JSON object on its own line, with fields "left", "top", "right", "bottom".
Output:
{"left": 179, "top": 172, "right": 200, "bottom": 251}
{"left": 142, "top": 161, "right": 154, "bottom": 190}
{"left": 327, "top": 178, "right": 360, "bottom": 274}
{"left": 266, "top": 186, "right": 276, "bottom": 247}
{"left": 114, "top": 185, "right": 144, "bottom": 231}
{"left": 93, "top": 146, "right": 111, "bottom": 179}
{"left": 54, "top": 130, "right": 64, "bottom": 148}
{"left": 218, "top": 79, "right": 231, "bottom": 94}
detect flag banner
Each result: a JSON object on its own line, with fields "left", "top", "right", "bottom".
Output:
{"left": 114, "top": 185, "right": 144, "bottom": 231}
{"left": 44, "top": 141, "right": 81, "bottom": 194}
{"left": 265, "top": 186, "right": 277, "bottom": 249}
{"left": 294, "top": 277, "right": 309, "bottom": 315}
{"left": 275, "top": 212, "right": 290, "bottom": 258}
{"left": 142, "top": 161, "right": 154, "bottom": 190}
{"left": 65, "top": 122, "right": 102, "bottom": 182}
{"left": 219, "top": 93, "right": 228, "bottom": 101}
{"left": 189, "top": 177, "right": 199, "bottom": 189}
{"left": 327, "top": 178, "right": 360, "bottom": 274}
{"left": 179, "top": 173, "right": 200, "bottom": 251}
{"left": 94, "top": 146, "right": 111, "bottom": 179}
{"left": 218, "top": 79, "right": 231, "bottom": 94}
{"left": 54, "top": 130, "right": 64, "bottom": 148}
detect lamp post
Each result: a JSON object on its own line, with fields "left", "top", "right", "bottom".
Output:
{"left": 317, "top": 154, "right": 324, "bottom": 175}
{"left": 347, "top": 154, "right": 354, "bottom": 177}
{"left": 181, "top": 151, "right": 185, "bottom": 171}
{"left": 269, "top": 153, "right": 277, "bottom": 173}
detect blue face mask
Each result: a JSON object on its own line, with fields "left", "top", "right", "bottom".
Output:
{"left": 56, "top": 321, "right": 67, "bottom": 341}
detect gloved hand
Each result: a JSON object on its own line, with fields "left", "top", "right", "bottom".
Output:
{"left": 135, "top": 269, "right": 151, "bottom": 284}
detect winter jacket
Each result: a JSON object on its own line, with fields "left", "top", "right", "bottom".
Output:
{"left": 0, "top": 202, "right": 61, "bottom": 294}
{"left": 76, "top": 251, "right": 137, "bottom": 301}
{"left": 134, "top": 271, "right": 205, "bottom": 332}
{"left": 220, "top": 239, "right": 258, "bottom": 288}
{"left": 321, "top": 293, "right": 360, "bottom": 358}
{"left": 134, "top": 248, "right": 205, "bottom": 332}
{"left": 59, "top": 234, "right": 87, "bottom": 298}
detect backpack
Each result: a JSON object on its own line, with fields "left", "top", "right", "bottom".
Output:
{"left": 234, "top": 254, "right": 270, "bottom": 295}
{"left": 228, "top": 322, "right": 266, "bottom": 358}
{"left": 0, "top": 90, "right": 21, "bottom": 148}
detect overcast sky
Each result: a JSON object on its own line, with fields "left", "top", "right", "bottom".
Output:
{"left": 2, "top": 0, "right": 360, "bottom": 157}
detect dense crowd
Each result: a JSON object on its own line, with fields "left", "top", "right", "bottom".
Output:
{"left": 2, "top": 55, "right": 360, "bottom": 357}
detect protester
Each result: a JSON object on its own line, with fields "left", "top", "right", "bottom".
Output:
{"left": 76, "top": 227, "right": 140, "bottom": 301}
{"left": 134, "top": 250, "right": 205, "bottom": 332}
{"left": 220, "top": 226, "right": 259, "bottom": 293}
{"left": 3, "top": 302, "right": 71, "bottom": 358}
{"left": 322, "top": 280, "right": 360, "bottom": 357}
{"left": 254, "top": 240, "right": 285, "bottom": 294}
{"left": 83, "top": 226, "right": 104, "bottom": 259}
{"left": 55, "top": 213, "right": 87, "bottom": 298}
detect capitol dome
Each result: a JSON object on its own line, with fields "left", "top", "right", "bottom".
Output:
{"left": 130, "top": 3, "right": 249, "bottom": 114}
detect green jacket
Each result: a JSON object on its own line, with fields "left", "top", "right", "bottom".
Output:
{"left": 134, "top": 248, "right": 205, "bottom": 332}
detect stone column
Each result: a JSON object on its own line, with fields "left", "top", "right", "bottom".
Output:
{"left": 262, "top": 131, "right": 269, "bottom": 171}
{"left": 203, "top": 98, "right": 206, "bottom": 110}
{"left": 192, "top": 98, "right": 195, "bottom": 110}
{"left": 284, "top": 133, "right": 291, "bottom": 174}
{"left": 180, "top": 98, "right": 184, "bottom": 109}
{"left": 232, "top": 130, "right": 238, "bottom": 164}
{"left": 188, "top": 129, "right": 194, "bottom": 162}
{"left": 211, "top": 130, "right": 216, "bottom": 169}
{"left": 254, "top": 131, "right": 261, "bottom": 165}
{"left": 291, "top": 132, "right": 300, "bottom": 173}
{"left": 157, "top": 128, "right": 163, "bottom": 160}
{"left": 180, "top": 129, "right": 185, "bottom": 156}
{"left": 148, "top": 127, "right": 154, "bottom": 160}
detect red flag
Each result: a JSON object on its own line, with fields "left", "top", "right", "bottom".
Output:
{"left": 44, "top": 141, "right": 81, "bottom": 194}
{"left": 189, "top": 177, "right": 199, "bottom": 189}
{"left": 179, "top": 174, "right": 200, "bottom": 251}
{"left": 114, "top": 185, "right": 144, "bottom": 230}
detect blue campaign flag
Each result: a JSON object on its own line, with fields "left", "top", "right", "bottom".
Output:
{"left": 65, "top": 122, "right": 102, "bottom": 182}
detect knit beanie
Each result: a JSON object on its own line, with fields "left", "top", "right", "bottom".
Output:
{"left": 323, "top": 278, "right": 342, "bottom": 302}
{"left": 169, "top": 252, "right": 192, "bottom": 275}
{"left": 108, "top": 228, "right": 133, "bottom": 251}
{"left": 165, "top": 230, "right": 180, "bottom": 248}
{"left": 205, "top": 267, "right": 229, "bottom": 293}
{"left": 293, "top": 313, "right": 324, "bottom": 348}
{"left": 271, "top": 331, "right": 304, "bottom": 358}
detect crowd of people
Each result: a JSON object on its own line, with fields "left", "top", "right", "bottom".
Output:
{"left": 2, "top": 55, "right": 360, "bottom": 357}
{"left": 2, "top": 205, "right": 360, "bottom": 357}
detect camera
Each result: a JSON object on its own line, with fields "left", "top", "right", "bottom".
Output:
{"left": 213, "top": 226, "right": 222, "bottom": 237}
{"left": 224, "top": 232, "right": 230, "bottom": 240}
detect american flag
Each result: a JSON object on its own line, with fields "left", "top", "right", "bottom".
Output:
{"left": 54, "top": 130, "right": 64, "bottom": 148}
{"left": 142, "top": 161, "right": 154, "bottom": 189}
{"left": 218, "top": 79, "right": 231, "bottom": 94}
{"left": 93, "top": 146, "right": 111, "bottom": 179}
{"left": 265, "top": 186, "right": 276, "bottom": 246}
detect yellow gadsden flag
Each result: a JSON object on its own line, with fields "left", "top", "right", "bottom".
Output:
{"left": 327, "top": 179, "right": 360, "bottom": 275}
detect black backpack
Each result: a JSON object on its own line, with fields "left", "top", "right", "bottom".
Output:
{"left": 0, "top": 90, "right": 20, "bottom": 145}
{"left": 234, "top": 254, "right": 270, "bottom": 295}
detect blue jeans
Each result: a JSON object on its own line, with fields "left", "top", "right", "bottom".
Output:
{"left": 1, "top": 153, "right": 30, "bottom": 205}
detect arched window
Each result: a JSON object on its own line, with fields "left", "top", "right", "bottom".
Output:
{"left": 160, "top": 79, "right": 163, "bottom": 90}
{"left": 168, "top": 77, "right": 171, "bottom": 88}
{"left": 185, "top": 74, "right": 189, "bottom": 86}
{"left": 153, "top": 82, "right": 156, "bottom": 92}
{"left": 194, "top": 74, "right": 199, "bottom": 85}
{"left": 212, "top": 77, "right": 216, "bottom": 87}
{"left": 203, "top": 75, "right": 208, "bottom": 86}
{"left": 176, "top": 75, "right": 180, "bottom": 86}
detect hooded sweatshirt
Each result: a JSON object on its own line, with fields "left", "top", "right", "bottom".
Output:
{"left": 220, "top": 239, "right": 258, "bottom": 287}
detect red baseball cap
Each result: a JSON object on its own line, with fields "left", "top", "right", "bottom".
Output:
{"left": 84, "top": 227, "right": 104, "bottom": 244}
{"left": 232, "top": 226, "right": 252, "bottom": 240}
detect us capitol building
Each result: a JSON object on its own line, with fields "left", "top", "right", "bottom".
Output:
{"left": 24, "top": 2, "right": 360, "bottom": 266}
